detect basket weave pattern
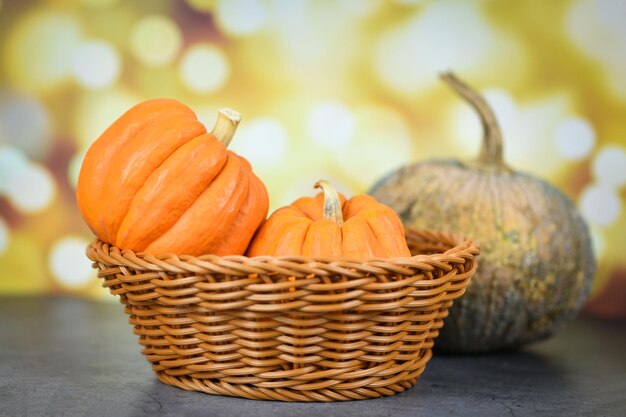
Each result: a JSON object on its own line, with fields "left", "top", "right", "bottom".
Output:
{"left": 87, "top": 229, "right": 479, "bottom": 402}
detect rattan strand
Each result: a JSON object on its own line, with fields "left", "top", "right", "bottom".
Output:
{"left": 88, "top": 228, "right": 479, "bottom": 402}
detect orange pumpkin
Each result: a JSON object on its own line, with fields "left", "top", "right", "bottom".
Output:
{"left": 247, "top": 180, "right": 411, "bottom": 258}
{"left": 76, "top": 99, "right": 269, "bottom": 256}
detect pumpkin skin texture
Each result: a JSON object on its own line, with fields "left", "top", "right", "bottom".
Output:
{"left": 369, "top": 73, "right": 595, "bottom": 353}
{"left": 77, "top": 99, "right": 269, "bottom": 257}
{"left": 246, "top": 181, "right": 411, "bottom": 259}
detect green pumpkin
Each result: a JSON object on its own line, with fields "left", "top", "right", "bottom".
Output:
{"left": 370, "top": 73, "right": 595, "bottom": 353}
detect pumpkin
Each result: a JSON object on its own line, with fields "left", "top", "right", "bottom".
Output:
{"left": 370, "top": 73, "right": 596, "bottom": 352}
{"left": 246, "top": 180, "right": 411, "bottom": 258}
{"left": 76, "top": 99, "right": 268, "bottom": 256}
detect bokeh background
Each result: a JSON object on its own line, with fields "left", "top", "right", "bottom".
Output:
{"left": 0, "top": 0, "right": 624, "bottom": 317}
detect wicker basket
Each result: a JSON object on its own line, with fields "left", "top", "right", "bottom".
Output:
{"left": 87, "top": 228, "right": 479, "bottom": 402}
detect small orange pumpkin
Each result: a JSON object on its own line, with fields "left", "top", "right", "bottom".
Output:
{"left": 247, "top": 180, "right": 411, "bottom": 258}
{"left": 76, "top": 99, "right": 269, "bottom": 256}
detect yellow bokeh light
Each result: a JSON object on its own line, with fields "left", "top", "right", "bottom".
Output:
{"left": 73, "top": 88, "right": 139, "bottom": 148}
{"left": 554, "top": 117, "right": 596, "bottom": 161}
{"left": 5, "top": 163, "right": 56, "bottom": 214}
{"left": 178, "top": 44, "right": 230, "bottom": 93}
{"left": 308, "top": 102, "right": 355, "bottom": 150}
{"left": 49, "top": 236, "right": 95, "bottom": 290}
{"left": 130, "top": 15, "right": 182, "bottom": 67}
{"left": 579, "top": 184, "right": 621, "bottom": 227}
{"left": 215, "top": 0, "right": 267, "bottom": 37}
{"left": 566, "top": 0, "right": 626, "bottom": 100}
{"left": 71, "top": 40, "right": 121, "bottom": 89}
{"left": 336, "top": 104, "right": 413, "bottom": 189}
{"left": 228, "top": 118, "right": 289, "bottom": 167}
{"left": 3, "top": 10, "right": 82, "bottom": 92}
{"left": 373, "top": 1, "right": 528, "bottom": 95}
{"left": 373, "top": 2, "right": 493, "bottom": 95}
{"left": 592, "top": 145, "right": 626, "bottom": 188}
{"left": 0, "top": 146, "right": 29, "bottom": 193}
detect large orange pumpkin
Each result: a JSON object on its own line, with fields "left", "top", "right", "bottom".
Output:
{"left": 247, "top": 180, "right": 411, "bottom": 258}
{"left": 76, "top": 99, "right": 269, "bottom": 256}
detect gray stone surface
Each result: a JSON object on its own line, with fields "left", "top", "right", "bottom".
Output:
{"left": 0, "top": 296, "right": 624, "bottom": 417}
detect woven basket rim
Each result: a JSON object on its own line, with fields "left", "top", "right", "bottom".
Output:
{"left": 86, "top": 228, "right": 479, "bottom": 276}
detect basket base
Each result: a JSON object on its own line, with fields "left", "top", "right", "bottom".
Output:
{"left": 155, "top": 372, "right": 420, "bottom": 402}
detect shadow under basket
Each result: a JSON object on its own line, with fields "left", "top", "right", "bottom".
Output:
{"left": 87, "top": 228, "right": 479, "bottom": 402}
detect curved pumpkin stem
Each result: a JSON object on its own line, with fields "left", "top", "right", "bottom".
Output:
{"left": 211, "top": 108, "right": 241, "bottom": 147}
{"left": 440, "top": 72, "right": 507, "bottom": 169}
{"left": 314, "top": 180, "right": 344, "bottom": 227}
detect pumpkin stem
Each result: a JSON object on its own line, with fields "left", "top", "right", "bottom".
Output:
{"left": 314, "top": 180, "right": 344, "bottom": 227}
{"left": 211, "top": 108, "right": 241, "bottom": 147}
{"left": 440, "top": 72, "right": 506, "bottom": 168}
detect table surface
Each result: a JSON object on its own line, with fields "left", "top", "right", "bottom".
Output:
{"left": 1, "top": 296, "right": 624, "bottom": 417}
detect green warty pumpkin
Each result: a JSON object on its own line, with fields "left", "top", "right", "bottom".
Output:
{"left": 370, "top": 73, "right": 596, "bottom": 353}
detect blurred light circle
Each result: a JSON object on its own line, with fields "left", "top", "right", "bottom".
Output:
{"left": 0, "top": 95, "right": 52, "bottom": 160}
{"left": 130, "top": 15, "right": 182, "bottom": 67}
{"left": 592, "top": 145, "right": 626, "bottom": 187}
{"left": 566, "top": 0, "right": 626, "bottom": 101}
{"left": 308, "top": 102, "right": 355, "bottom": 150}
{"left": 229, "top": 118, "right": 288, "bottom": 166}
{"left": 185, "top": 0, "right": 216, "bottom": 12}
{"left": 73, "top": 88, "right": 139, "bottom": 148}
{"left": 0, "top": 146, "right": 30, "bottom": 193}
{"left": 373, "top": 2, "right": 492, "bottom": 94}
{"left": 178, "top": 44, "right": 229, "bottom": 93}
{"left": 5, "top": 163, "right": 56, "bottom": 214}
{"left": 80, "top": 0, "right": 120, "bottom": 8}
{"left": 339, "top": 104, "right": 412, "bottom": 187}
{"left": 500, "top": 95, "right": 568, "bottom": 176}
{"left": 71, "top": 40, "right": 121, "bottom": 89}
{"left": 554, "top": 117, "right": 596, "bottom": 160}
{"left": 4, "top": 11, "right": 82, "bottom": 92}
{"left": 0, "top": 217, "right": 8, "bottom": 256}
{"left": 49, "top": 236, "right": 95, "bottom": 289}
{"left": 68, "top": 150, "right": 86, "bottom": 189}
{"left": 579, "top": 184, "right": 621, "bottom": 226}
{"left": 215, "top": 0, "right": 267, "bottom": 36}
